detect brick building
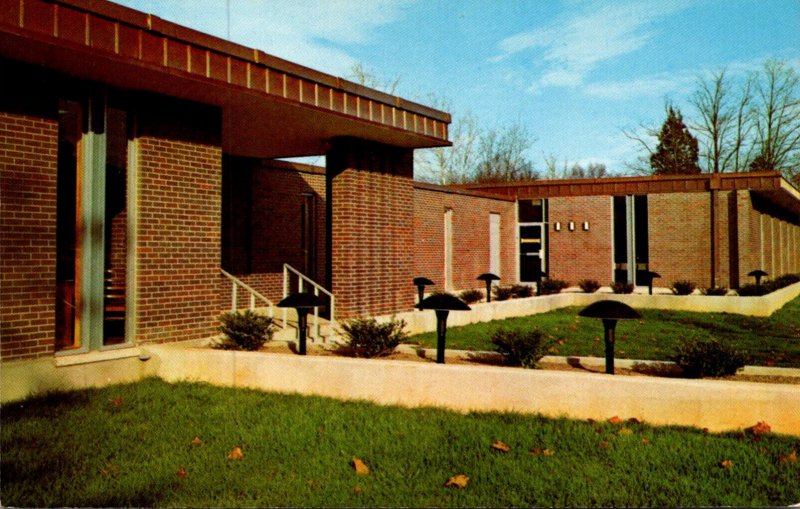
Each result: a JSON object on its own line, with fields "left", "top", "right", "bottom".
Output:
{"left": 2, "top": 0, "right": 799, "bottom": 369}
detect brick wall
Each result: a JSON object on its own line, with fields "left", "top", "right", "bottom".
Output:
{"left": 0, "top": 112, "right": 59, "bottom": 360}
{"left": 221, "top": 160, "right": 326, "bottom": 308}
{"left": 328, "top": 138, "right": 415, "bottom": 318}
{"left": 548, "top": 195, "right": 613, "bottom": 285}
{"left": 413, "top": 184, "right": 516, "bottom": 294}
{"left": 648, "top": 192, "right": 712, "bottom": 288}
{"left": 134, "top": 109, "right": 222, "bottom": 344}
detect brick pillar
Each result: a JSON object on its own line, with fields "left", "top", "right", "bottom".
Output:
{"left": 326, "top": 138, "right": 415, "bottom": 318}
{"left": 0, "top": 112, "right": 58, "bottom": 360}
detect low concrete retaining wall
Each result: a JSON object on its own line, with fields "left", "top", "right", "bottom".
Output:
{"left": 144, "top": 344, "right": 800, "bottom": 436}
{"left": 385, "top": 282, "right": 800, "bottom": 334}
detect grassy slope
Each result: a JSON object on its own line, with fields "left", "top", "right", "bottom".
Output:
{"left": 2, "top": 379, "right": 799, "bottom": 507}
{"left": 407, "top": 295, "right": 800, "bottom": 367}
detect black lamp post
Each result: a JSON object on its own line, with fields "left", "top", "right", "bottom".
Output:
{"left": 477, "top": 273, "right": 500, "bottom": 302}
{"left": 578, "top": 300, "right": 641, "bottom": 374}
{"left": 413, "top": 277, "right": 434, "bottom": 306}
{"left": 748, "top": 269, "right": 768, "bottom": 286}
{"left": 645, "top": 271, "right": 661, "bottom": 295}
{"left": 277, "top": 292, "right": 325, "bottom": 355}
{"left": 416, "top": 293, "right": 471, "bottom": 364}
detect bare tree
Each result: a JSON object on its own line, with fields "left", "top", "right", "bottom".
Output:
{"left": 749, "top": 60, "right": 800, "bottom": 180}
{"left": 470, "top": 123, "right": 537, "bottom": 183}
{"left": 347, "top": 62, "right": 401, "bottom": 95}
{"left": 543, "top": 155, "right": 607, "bottom": 179}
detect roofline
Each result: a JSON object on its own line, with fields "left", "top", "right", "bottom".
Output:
{"left": 49, "top": 0, "right": 449, "bottom": 123}
{"left": 413, "top": 181, "right": 516, "bottom": 201}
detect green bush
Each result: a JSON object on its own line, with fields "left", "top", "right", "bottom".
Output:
{"left": 701, "top": 286, "right": 728, "bottom": 296}
{"left": 736, "top": 283, "right": 770, "bottom": 296}
{"left": 610, "top": 281, "right": 634, "bottom": 294}
{"left": 539, "top": 279, "right": 569, "bottom": 295}
{"left": 340, "top": 317, "right": 408, "bottom": 358}
{"left": 670, "top": 338, "right": 746, "bottom": 378}
{"left": 492, "top": 286, "right": 515, "bottom": 301}
{"left": 510, "top": 284, "right": 534, "bottom": 298}
{"left": 490, "top": 328, "right": 552, "bottom": 369}
{"left": 577, "top": 279, "right": 601, "bottom": 293}
{"left": 671, "top": 280, "right": 697, "bottom": 295}
{"left": 458, "top": 288, "right": 484, "bottom": 304}
{"left": 218, "top": 310, "right": 274, "bottom": 351}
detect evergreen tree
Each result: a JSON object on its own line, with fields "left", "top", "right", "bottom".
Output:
{"left": 650, "top": 106, "right": 701, "bottom": 174}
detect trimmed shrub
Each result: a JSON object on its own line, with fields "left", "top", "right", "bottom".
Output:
{"left": 670, "top": 337, "right": 746, "bottom": 378}
{"left": 610, "top": 281, "right": 634, "bottom": 294}
{"left": 578, "top": 279, "right": 601, "bottom": 293}
{"left": 671, "top": 280, "right": 697, "bottom": 296}
{"left": 458, "top": 288, "right": 484, "bottom": 304}
{"left": 510, "top": 284, "right": 534, "bottom": 298}
{"left": 736, "top": 283, "right": 770, "bottom": 296}
{"left": 540, "top": 279, "right": 569, "bottom": 295}
{"left": 701, "top": 286, "right": 728, "bottom": 296}
{"left": 493, "top": 286, "right": 515, "bottom": 301}
{"left": 773, "top": 273, "right": 800, "bottom": 288}
{"left": 491, "top": 328, "right": 552, "bottom": 369}
{"left": 340, "top": 317, "right": 408, "bottom": 358}
{"left": 218, "top": 310, "right": 274, "bottom": 351}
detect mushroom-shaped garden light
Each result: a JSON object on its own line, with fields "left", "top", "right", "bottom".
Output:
{"left": 645, "top": 271, "right": 661, "bottom": 295}
{"left": 413, "top": 277, "right": 435, "bottom": 306}
{"left": 416, "top": 293, "right": 471, "bottom": 364}
{"left": 277, "top": 292, "right": 326, "bottom": 355}
{"left": 748, "top": 269, "right": 768, "bottom": 286}
{"left": 477, "top": 273, "right": 500, "bottom": 302}
{"left": 578, "top": 300, "right": 641, "bottom": 374}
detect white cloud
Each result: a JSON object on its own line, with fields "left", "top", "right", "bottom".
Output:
{"left": 116, "top": 0, "right": 412, "bottom": 77}
{"left": 493, "top": 1, "right": 691, "bottom": 94}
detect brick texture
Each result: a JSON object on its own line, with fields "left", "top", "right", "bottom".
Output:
{"left": 328, "top": 138, "right": 415, "bottom": 318}
{"left": 413, "top": 184, "right": 516, "bottom": 293}
{"left": 0, "top": 112, "right": 59, "bottom": 360}
{"left": 548, "top": 195, "right": 613, "bottom": 285}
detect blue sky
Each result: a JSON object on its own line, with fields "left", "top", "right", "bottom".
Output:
{"left": 115, "top": 0, "right": 798, "bottom": 174}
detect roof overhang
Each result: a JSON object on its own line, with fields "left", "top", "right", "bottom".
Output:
{"left": 0, "top": 0, "right": 451, "bottom": 159}
{"left": 460, "top": 171, "right": 800, "bottom": 219}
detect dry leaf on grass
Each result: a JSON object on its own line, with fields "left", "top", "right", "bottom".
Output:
{"left": 778, "top": 450, "right": 798, "bottom": 465}
{"left": 191, "top": 436, "right": 203, "bottom": 446}
{"left": 608, "top": 416, "right": 623, "bottom": 425}
{"left": 176, "top": 468, "right": 188, "bottom": 479}
{"left": 109, "top": 397, "right": 124, "bottom": 408}
{"left": 445, "top": 474, "right": 470, "bottom": 488}
{"left": 618, "top": 427, "right": 634, "bottom": 436}
{"left": 719, "top": 459, "right": 734, "bottom": 470}
{"left": 491, "top": 440, "right": 511, "bottom": 453}
{"left": 227, "top": 446, "right": 244, "bottom": 460}
{"left": 745, "top": 421, "right": 771, "bottom": 436}
{"left": 352, "top": 458, "right": 370, "bottom": 475}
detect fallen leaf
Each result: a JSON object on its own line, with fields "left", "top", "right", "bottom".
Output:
{"left": 542, "top": 449, "right": 555, "bottom": 456}
{"left": 491, "top": 440, "right": 511, "bottom": 453}
{"left": 608, "top": 416, "right": 623, "bottom": 425}
{"left": 745, "top": 421, "right": 771, "bottom": 436}
{"left": 109, "top": 396, "right": 124, "bottom": 408}
{"left": 352, "top": 458, "right": 370, "bottom": 475}
{"left": 191, "top": 436, "right": 203, "bottom": 446}
{"left": 445, "top": 474, "right": 469, "bottom": 489}
{"left": 618, "top": 428, "right": 634, "bottom": 436}
{"left": 176, "top": 468, "right": 188, "bottom": 479}
{"left": 352, "top": 485, "right": 362, "bottom": 494}
{"left": 594, "top": 427, "right": 603, "bottom": 434}
{"left": 528, "top": 448, "right": 541, "bottom": 455}
{"left": 100, "top": 463, "right": 121, "bottom": 478}
{"left": 641, "top": 438, "right": 650, "bottom": 445}
{"left": 227, "top": 446, "right": 244, "bottom": 460}
{"left": 719, "top": 459, "right": 734, "bottom": 470}
{"left": 778, "top": 450, "right": 798, "bottom": 465}
{"left": 598, "top": 440, "right": 610, "bottom": 449}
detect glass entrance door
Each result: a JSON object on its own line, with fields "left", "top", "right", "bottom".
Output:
{"left": 518, "top": 199, "right": 547, "bottom": 283}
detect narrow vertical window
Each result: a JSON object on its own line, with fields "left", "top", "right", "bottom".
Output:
{"left": 489, "top": 213, "right": 501, "bottom": 276}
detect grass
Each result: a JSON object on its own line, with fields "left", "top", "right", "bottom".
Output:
{"left": 408, "top": 295, "right": 800, "bottom": 367}
{"left": 2, "top": 379, "right": 799, "bottom": 507}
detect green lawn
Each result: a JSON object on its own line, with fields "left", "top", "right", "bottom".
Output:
{"left": 2, "top": 379, "right": 799, "bottom": 507}
{"left": 408, "top": 295, "right": 800, "bottom": 367}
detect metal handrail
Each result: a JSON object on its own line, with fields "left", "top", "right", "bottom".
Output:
{"left": 282, "top": 263, "right": 334, "bottom": 340}
{"left": 219, "top": 269, "right": 281, "bottom": 327}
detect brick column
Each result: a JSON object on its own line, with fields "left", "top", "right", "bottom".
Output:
{"left": 326, "top": 138, "right": 415, "bottom": 318}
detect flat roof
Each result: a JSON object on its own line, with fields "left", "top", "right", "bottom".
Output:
{"left": 0, "top": 0, "right": 451, "bottom": 158}
{"left": 459, "top": 171, "right": 800, "bottom": 218}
